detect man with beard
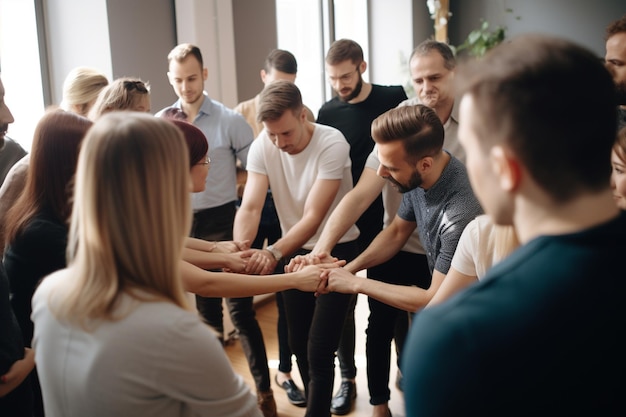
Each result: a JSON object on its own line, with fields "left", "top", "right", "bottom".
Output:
{"left": 605, "top": 14, "right": 626, "bottom": 130}
{"left": 287, "top": 40, "right": 460, "bottom": 417}
{"left": 316, "top": 39, "right": 407, "bottom": 415}
{"left": 317, "top": 104, "right": 482, "bottom": 326}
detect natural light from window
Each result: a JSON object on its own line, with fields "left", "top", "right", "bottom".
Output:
{"left": 276, "top": 0, "right": 368, "bottom": 118}
{"left": 0, "top": 0, "right": 45, "bottom": 152}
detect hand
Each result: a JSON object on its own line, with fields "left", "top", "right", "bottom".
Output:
{"left": 214, "top": 240, "right": 251, "bottom": 253}
{"left": 285, "top": 251, "right": 336, "bottom": 273}
{"left": 323, "top": 267, "right": 362, "bottom": 295}
{"left": 294, "top": 260, "right": 346, "bottom": 294}
{"left": 240, "top": 249, "right": 276, "bottom": 275}
{"left": 0, "top": 347, "right": 35, "bottom": 397}
{"left": 222, "top": 252, "right": 249, "bottom": 273}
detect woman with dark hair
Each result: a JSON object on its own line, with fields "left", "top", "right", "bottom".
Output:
{"left": 2, "top": 109, "right": 92, "bottom": 417}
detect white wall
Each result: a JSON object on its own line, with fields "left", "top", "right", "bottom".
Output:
{"left": 174, "top": 0, "right": 239, "bottom": 108}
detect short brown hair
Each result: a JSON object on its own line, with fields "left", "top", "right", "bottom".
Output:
{"left": 257, "top": 80, "right": 303, "bottom": 123}
{"left": 457, "top": 34, "right": 616, "bottom": 202}
{"left": 265, "top": 49, "right": 298, "bottom": 74}
{"left": 167, "top": 43, "right": 204, "bottom": 68}
{"left": 326, "top": 39, "right": 364, "bottom": 66}
{"left": 371, "top": 105, "right": 444, "bottom": 164}
{"left": 605, "top": 14, "right": 626, "bottom": 40}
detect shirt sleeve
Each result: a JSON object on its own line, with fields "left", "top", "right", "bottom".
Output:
{"left": 434, "top": 210, "right": 476, "bottom": 275}
{"left": 246, "top": 134, "right": 267, "bottom": 176}
{"left": 397, "top": 193, "right": 416, "bottom": 222}
{"left": 450, "top": 218, "right": 479, "bottom": 276}
{"left": 316, "top": 134, "right": 351, "bottom": 180}
{"left": 229, "top": 113, "right": 254, "bottom": 169}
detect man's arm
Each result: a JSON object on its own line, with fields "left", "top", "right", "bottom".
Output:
{"left": 246, "top": 177, "right": 343, "bottom": 274}
{"left": 343, "top": 214, "right": 416, "bottom": 274}
{"left": 324, "top": 268, "right": 446, "bottom": 312}
{"left": 313, "top": 167, "right": 386, "bottom": 254}
{"left": 233, "top": 171, "right": 269, "bottom": 243}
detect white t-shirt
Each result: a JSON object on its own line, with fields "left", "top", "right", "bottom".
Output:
{"left": 450, "top": 214, "right": 499, "bottom": 279}
{"left": 247, "top": 123, "right": 359, "bottom": 250}
{"left": 32, "top": 270, "right": 261, "bottom": 417}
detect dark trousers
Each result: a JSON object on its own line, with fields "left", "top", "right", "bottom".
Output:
{"left": 365, "top": 250, "right": 431, "bottom": 404}
{"left": 192, "top": 202, "right": 271, "bottom": 392}
{"left": 336, "top": 205, "right": 383, "bottom": 380}
{"left": 281, "top": 241, "right": 359, "bottom": 417}
{"left": 249, "top": 191, "right": 294, "bottom": 374}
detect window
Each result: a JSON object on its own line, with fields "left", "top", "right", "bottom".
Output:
{"left": 0, "top": 0, "right": 46, "bottom": 152}
{"left": 276, "top": 0, "right": 368, "bottom": 117}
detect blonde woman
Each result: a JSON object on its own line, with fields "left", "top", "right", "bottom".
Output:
{"left": 31, "top": 113, "right": 333, "bottom": 416}
{"left": 60, "top": 66, "right": 109, "bottom": 117}
{"left": 31, "top": 113, "right": 262, "bottom": 417}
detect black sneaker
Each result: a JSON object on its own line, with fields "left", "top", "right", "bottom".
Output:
{"left": 274, "top": 375, "right": 306, "bottom": 407}
{"left": 330, "top": 380, "right": 356, "bottom": 415}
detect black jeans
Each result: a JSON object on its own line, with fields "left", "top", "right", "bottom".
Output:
{"left": 281, "top": 240, "right": 359, "bottom": 417}
{"left": 365, "top": 250, "right": 431, "bottom": 405}
{"left": 249, "top": 191, "right": 294, "bottom": 374}
{"left": 336, "top": 204, "right": 383, "bottom": 380}
{"left": 192, "top": 202, "right": 272, "bottom": 392}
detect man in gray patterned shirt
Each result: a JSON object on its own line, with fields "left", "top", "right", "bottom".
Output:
{"left": 318, "top": 104, "right": 482, "bottom": 315}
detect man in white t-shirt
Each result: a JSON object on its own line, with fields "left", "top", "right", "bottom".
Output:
{"left": 233, "top": 80, "right": 359, "bottom": 417}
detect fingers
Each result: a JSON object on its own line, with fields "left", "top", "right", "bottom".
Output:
{"left": 244, "top": 250, "right": 274, "bottom": 275}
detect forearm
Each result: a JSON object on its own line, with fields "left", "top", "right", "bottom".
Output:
{"left": 182, "top": 247, "right": 237, "bottom": 270}
{"left": 313, "top": 196, "right": 368, "bottom": 254}
{"left": 0, "top": 348, "right": 34, "bottom": 398}
{"left": 354, "top": 278, "right": 435, "bottom": 312}
{"left": 185, "top": 236, "right": 216, "bottom": 252}
{"left": 425, "top": 268, "right": 477, "bottom": 307}
{"left": 314, "top": 168, "right": 385, "bottom": 254}
{"left": 271, "top": 213, "right": 323, "bottom": 259}
{"left": 233, "top": 207, "right": 262, "bottom": 243}
{"left": 344, "top": 225, "right": 407, "bottom": 273}
{"left": 181, "top": 260, "right": 307, "bottom": 297}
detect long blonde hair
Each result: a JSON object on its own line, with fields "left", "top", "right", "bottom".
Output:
{"left": 55, "top": 112, "right": 191, "bottom": 326}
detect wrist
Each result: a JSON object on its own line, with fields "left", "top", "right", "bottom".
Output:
{"left": 265, "top": 244, "right": 282, "bottom": 262}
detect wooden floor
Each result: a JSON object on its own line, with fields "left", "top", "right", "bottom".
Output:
{"left": 224, "top": 293, "right": 406, "bottom": 417}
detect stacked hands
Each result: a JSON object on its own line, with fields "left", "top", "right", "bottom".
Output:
{"left": 225, "top": 245, "right": 353, "bottom": 295}
{"left": 285, "top": 253, "right": 358, "bottom": 296}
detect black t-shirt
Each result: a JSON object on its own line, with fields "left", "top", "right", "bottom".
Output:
{"left": 317, "top": 84, "right": 407, "bottom": 247}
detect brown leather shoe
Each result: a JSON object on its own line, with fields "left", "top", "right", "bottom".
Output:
{"left": 257, "top": 389, "right": 278, "bottom": 417}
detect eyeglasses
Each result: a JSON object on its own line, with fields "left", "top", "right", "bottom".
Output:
{"left": 123, "top": 80, "right": 149, "bottom": 94}
{"left": 196, "top": 156, "right": 211, "bottom": 166}
{"left": 327, "top": 68, "right": 360, "bottom": 84}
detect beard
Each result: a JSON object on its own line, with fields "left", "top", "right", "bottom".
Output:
{"left": 339, "top": 74, "right": 363, "bottom": 102}
{"left": 385, "top": 169, "right": 423, "bottom": 193}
